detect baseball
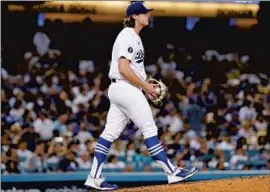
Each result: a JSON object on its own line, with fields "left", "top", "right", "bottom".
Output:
{"left": 155, "top": 87, "right": 161, "bottom": 94}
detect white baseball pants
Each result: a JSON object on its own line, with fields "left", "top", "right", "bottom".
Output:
{"left": 101, "top": 80, "right": 158, "bottom": 142}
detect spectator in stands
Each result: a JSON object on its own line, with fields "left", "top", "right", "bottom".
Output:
{"left": 167, "top": 133, "right": 182, "bottom": 159}
{"left": 168, "top": 110, "right": 184, "bottom": 134}
{"left": 76, "top": 151, "right": 91, "bottom": 170}
{"left": 239, "top": 100, "right": 257, "bottom": 123}
{"left": 126, "top": 140, "right": 136, "bottom": 164}
{"left": 16, "top": 139, "right": 33, "bottom": 169}
{"left": 237, "top": 121, "right": 256, "bottom": 141}
{"left": 254, "top": 114, "right": 268, "bottom": 134}
{"left": 1, "top": 153, "right": 8, "bottom": 174}
{"left": 68, "top": 140, "right": 80, "bottom": 156}
{"left": 53, "top": 114, "right": 68, "bottom": 136}
{"left": 46, "top": 137, "right": 67, "bottom": 166}
{"left": 25, "top": 141, "right": 45, "bottom": 172}
{"left": 5, "top": 159, "right": 20, "bottom": 174}
{"left": 9, "top": 100, "right": 24, "bottom": 121}
{"left": 1, "top": 134, "right": 11, "bottom": 155}
{"left": 254, "top": 97, "right": 265, "bottom": 114}
{"left": 6, "top": 147, "right": 20, "bottom": 174}
{"left": 227, "top": 112, "right": 240, "bottom": 136}
{"left": 236, "top": 137, "right": 247, "bottom": 149}
{"left": 85, "top": 139, "right": 95, "bottom": 157}
{"left": 103, "top": 155, "right": 126, "bottom": 169}
{"left": 72, "top": 86, "right": 96, "bottom": 113}
{"left": 175, "top": 138, "right": 191, "bottom": 161}
{"left": 140, "top": 146, "right": 153, "bottom": 172}
{"left": 57, "top": 151, "right": 78, "bottom": 172}
{"left": 110, "top": 140, "right": 125, "bottom": 157}
{"left": 33, "top": 110, "right": 54, "bottom": 141}
{"left": 217, "top": 135, "right": 235, "bottom": 151}
{"left": 76, "top": 121, "right": 93, "bottom": 144}
{"left": 230, "top": 148, "right": 248, "bottom": 170}
{"left": 197, "top": 137, "right": 209, "bottom": 158}
{"left": 53, "top": 90, "right": 72, "bottom": 115}
{"left": 20, "top": 123, "right": 40, "bottom": 152}
{"left": 185, "top": 98, "right": 204, "bottom": 134}
{"left": 205, "top": 112, "right": 220, "bottom": 140}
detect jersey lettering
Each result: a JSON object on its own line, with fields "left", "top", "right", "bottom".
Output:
{"left": 135, "top": 49, "right": 144, "bottom": 63}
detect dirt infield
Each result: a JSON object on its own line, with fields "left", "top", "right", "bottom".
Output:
{"left": 117, "top": 176, "right": 270, "bottom": 192}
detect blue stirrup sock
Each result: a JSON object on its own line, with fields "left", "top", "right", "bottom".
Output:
{"left": 90, "top": 137, "right": 112, "bottom": 178}
{"left": 145, "top": 136, "right": 176, "bottom": 174}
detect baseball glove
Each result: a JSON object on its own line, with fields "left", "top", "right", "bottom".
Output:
{"left": 146, "top": 77, "right": 168, "bottom": 106}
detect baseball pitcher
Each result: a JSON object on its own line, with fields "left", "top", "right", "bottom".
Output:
{"left": 84, "top": 2, "right": 199, "bottom": 190}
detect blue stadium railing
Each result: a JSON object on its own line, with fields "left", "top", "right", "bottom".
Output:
{"left": 2, "top": 170, "right": 269, "bottom": 183}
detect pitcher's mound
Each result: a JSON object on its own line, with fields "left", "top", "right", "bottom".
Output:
{"left": 117, "top": 175, "right": 269, "bottom": 192}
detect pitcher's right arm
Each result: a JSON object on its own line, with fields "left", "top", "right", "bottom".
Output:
{"left": 118, "top": 57, "right": 156, "bottom": 98}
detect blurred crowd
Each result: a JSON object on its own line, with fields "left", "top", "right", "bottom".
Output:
{"left": 1, "top": 21, "right": 270, "bottom": 174}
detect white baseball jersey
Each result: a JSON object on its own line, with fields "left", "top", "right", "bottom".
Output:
{"left": 109, "top": 27, "right": 147, "bottom": 81}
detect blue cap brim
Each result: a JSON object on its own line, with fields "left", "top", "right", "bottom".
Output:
{"left": 139, "top": 8, "right": 154, "bottom": 15}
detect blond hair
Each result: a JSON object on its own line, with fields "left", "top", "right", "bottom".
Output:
{"left": 123, "top": 16, "right": 135, "bottom": 28}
